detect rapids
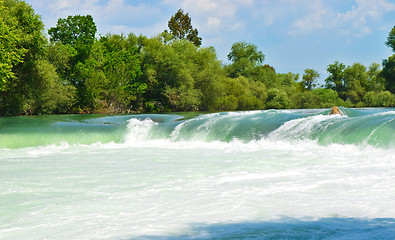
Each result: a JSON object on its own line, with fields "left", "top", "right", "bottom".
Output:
{"left": 1, "top": 108, "right": 395, "bottom": 239}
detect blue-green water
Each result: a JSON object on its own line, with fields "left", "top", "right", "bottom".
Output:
{"left": 1, "top": 108, "right": 395, "bottom": 239}
{"left": 1, "top": 108, "right": 394, "bottom": 149}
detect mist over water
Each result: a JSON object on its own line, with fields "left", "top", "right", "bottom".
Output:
{"left": 1, "top": 108, "right": 395, "bottom": 239}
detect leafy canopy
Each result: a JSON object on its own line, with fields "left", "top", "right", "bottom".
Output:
{"left": 0, "top": 2, "right": 26, "bottom": 91}
{"left": 382, "top": 54, "right": 395, "bottom": 93}
{"left": 386, "top": 26, "right": 395, "bottom": 52}
{"left": 48, "top": 15, "right": 97, "bottom": 60}
{"left": 227, "top": 41, "right": 265, "bottom": 65}
{"left": 302, "top": 68, "right": 320, "bottom": 91}
{"left": 0, "top": 0, "right": 50, "bottom": 115}
{"left": 167, "top": 9, "right": 202, "bottom": 47}
{"left": 226, "top": 41, "right": 265, "bottom": 78}
{"left": 325, "top": 61, "right": 346, "bottom": 99}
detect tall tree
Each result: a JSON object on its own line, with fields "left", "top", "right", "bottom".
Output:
{"left": 366, "top": 63, "right": 385, "bottom": 92}
{"left": 99, "top": 34, "right": 143, "bottom": 111}
{"left": 0, "top": 0, "right": 48, "bottom": 115}
{"left": 48, "top": 15, "right": 97, "bottom": 61}
{"left": 302, "top": 68, "right": 320, "bottom": 91}
{"left": 383, "top": 26, "right": 395, "bottom": 93}
{"left": 226, "top": 41, "right": 265, "bottom": 78}
{"left": 167, "top": 9, "right": 202, "bottom": 47}
{"left": 382, "top": 54, "right": 395, "bottom": 93}
{"left": 386, "top": 26, "right": 395, "bottom": 52}
{"left": 227, "top": 42, "right": 264, "bottom": 65}
{"left": 48, "top": 15, "right": 97, "bottom": 109}
{"left": 343, "top": 63, "right": 368, "bottom": 104}
{"left": 0, "top": 2, "right": 26, "bottom": 92}
{"left": 325, "top": 61, "right": 346, "bottom": 99}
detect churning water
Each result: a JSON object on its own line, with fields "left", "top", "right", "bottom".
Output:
{"left": 1, "top": 108, "right": 395, "bottom": 239}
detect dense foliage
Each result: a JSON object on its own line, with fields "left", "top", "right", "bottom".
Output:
{"left": 0, "top": 1, "right": 394, "bottom": 116}
{"left": 165, "top": 9, "right": 202, "bottom": 47}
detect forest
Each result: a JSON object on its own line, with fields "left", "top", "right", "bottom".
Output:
{"left": 1, "top": 0, "right": 395, "bottom": 116}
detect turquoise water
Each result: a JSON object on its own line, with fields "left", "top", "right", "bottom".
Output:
{"left": 1, "top": 108, "right": 394, "bottom": 148}
{"left": 1, "top": 108, "right": 395, "bottom": 239}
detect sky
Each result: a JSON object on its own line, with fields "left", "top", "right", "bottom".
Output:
{"left": 25, "top": 0, "right": 395, "bottom": 84}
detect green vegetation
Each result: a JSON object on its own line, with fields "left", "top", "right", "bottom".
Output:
{"left": 165, "top": 9, "right": 202, "bottom": 47}
{"left": 0, "top": 1, "right": 394, "bottom": 116}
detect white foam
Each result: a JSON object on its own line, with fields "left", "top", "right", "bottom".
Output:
{"left": 268, "top": 114, "right": 344, "bottom": 141}
{"left": 26, "top": 143, "right": 71, "bottom": 156}
{"left": 372, "top": 110, "right": 395, "bottom": 116}
{"left": 123, "top": 118, "right": 158, "bottom": 143}
{"left": 2, "top": 109, "right": 395, "bottom": 239}
{"left": 2, "top": 132, "right": 395, "bottom": 239}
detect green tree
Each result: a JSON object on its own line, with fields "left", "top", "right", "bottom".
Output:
{"left": 277, "top": 72, "right": 299, "bottom": 87}
{"left": 367, "top": 63, "right": 385, "bottom": 92}
{"left": 138, "top": 35, "right": 206, "bottom": 111}
{"left": 277, "top": 72, "right": 299, "bottom": 105}
{"left": 343, "top": 63, "right": 368, "bottom": 104}
{"left": 0, "top": 0, "right": 48, "bottom": 115}
{"left": 254, "top": 64, "right": 278, "bottom": 89}
{"left": 312, "top": 88, "right": 344, "bottom": 107}
{"left": 48, "top": 15, "right": 97, "bottom": 61}
{"left": 161, "top": 40, "right": 203, "bottom": 111}
{"left": 226, "top": 41, "right": 265, "bottom": 78}
{"left": 46, "top": 42, "right": 77, "bottom": 84}
{"left": 248, "top": 80, "right": 267, "bottom": 109}
{"left": 166, "top": 9, "right": 202, "bottom": 47}
{"left": 325, "top": 61, "right": 346, "bottom": 99}
{"left": 227, "top": 42, "right": 264, "bottom": 64}
{"left": 364, "top": 91, "right": 395, "bottom": 107}
{"left": 382, "top": 54, "right": 395, "bottom": 93}
{"left": 386, "top": 26, "right": 395, "bottom": 52}
{"left": 302, "top": 68, "right": 320, "bottom": 90}
{"left": 100, "top": 34, "right": 143, "bottom": 111}
{"left": 0, "top": 2, "right": 26, "bottom": 92}
{"left": 211, "top": 76, "right": 265, "bottom": 111}
{"left": 48, "top": 15, "right": 97, "bottom": 109}
{"left": 73, "top": 41, "right": 106, "bottom": 111}
{"left": 297, "top": 91, "right": 321, "bottom": 108}
{"left": 266, "top": 88, "right": 290, "bottom": 109}
{"left": 29, "top": 59, "right": 76, "bottom": 114}
{"left": 190, "top": 47, "right": 228, "bottom": 111}
{"left": 383, "top": 27, "right": 395, "bottom": 94}
{"left": 74, "top": 34, "right": 143, "bottom": 113}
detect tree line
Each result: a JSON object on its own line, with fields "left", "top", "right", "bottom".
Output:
{"left": 0, "top": 1, "right": 394, "bottom": 116}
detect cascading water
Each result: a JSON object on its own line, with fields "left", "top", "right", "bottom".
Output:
{"left": 1, "top": 108, "right": 395, "bottom": 239}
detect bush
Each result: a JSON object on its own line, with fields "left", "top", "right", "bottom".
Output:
{"left": 364, "top": 91, "right": 395, "bottom": 107}
{"left": 266, "top": 88, "right": 290, "bottom": 109}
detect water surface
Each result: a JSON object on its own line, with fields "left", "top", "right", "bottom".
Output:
{"left": 1, "top": 108, "right": 395, "bottom": 239}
